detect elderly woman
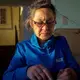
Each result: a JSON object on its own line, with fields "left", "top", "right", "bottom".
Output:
{"left": 3, "top": 0, "right": 80, "bottom": 80}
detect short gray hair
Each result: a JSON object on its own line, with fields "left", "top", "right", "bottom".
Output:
{"left": 25, "top": 0, "right": 56, "bottom": 30}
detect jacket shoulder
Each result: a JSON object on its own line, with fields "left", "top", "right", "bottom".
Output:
{"left": 17, "top": 40, "right": 31, "bottom": 45}
{"left": 55, "top": 36, "right": 67, "bottom": 41}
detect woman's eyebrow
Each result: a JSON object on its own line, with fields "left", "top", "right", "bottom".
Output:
{"left": 34, "top": 17, "right": 54, "bottom": 22}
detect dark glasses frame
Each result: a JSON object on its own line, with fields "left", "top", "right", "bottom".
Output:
{"left": 32, "top": 20, "right": 57, "bottom": 27}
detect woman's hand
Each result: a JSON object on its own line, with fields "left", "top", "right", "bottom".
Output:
{"left": 27, "top": 64, "right": 53, "bottom": 80}
{"left": 57, "top": 68, "right": 77, "bottom": 80}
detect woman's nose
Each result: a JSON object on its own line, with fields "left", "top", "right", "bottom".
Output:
{"left": 42, "top": 24, "right": 49, "bottom": 30}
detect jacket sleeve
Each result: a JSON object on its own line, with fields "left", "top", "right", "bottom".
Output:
{"left": 61, "top": 36, "right": 80, "bottom": 79}
{"left": 3, "top": 43, "right": 30, "bottom": 80}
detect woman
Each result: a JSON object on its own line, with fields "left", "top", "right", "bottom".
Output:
{"left": 3, "top": 0, "right": 80, "bottom": 80}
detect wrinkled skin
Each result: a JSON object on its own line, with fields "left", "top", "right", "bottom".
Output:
{"left": 57, "top": 68, "right": 77, "bottom": 80}
{"left": 27, "top": 64, "right": 53, "bottom": 80}
{"left": 27, "top": 65, "right": 77, "bottom": 80}
{"left": 30, "top": 8, "right": 56, "bottom": 44}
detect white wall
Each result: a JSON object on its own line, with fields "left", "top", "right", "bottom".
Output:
{"left": 51, "top": 0, "right": 80, "bottom": 28}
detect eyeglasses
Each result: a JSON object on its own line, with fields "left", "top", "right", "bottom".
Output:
{"left": 32, "top": 20, "right": 56, "bottom": 27}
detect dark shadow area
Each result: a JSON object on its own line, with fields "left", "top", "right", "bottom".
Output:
{"left": 0, "top": 0, "right": 34, "bottom": 6}
{"left": 0, "top": 46, "right": 15, "bottom": 80}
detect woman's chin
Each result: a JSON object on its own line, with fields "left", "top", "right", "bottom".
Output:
{"left": 40, "top": 36, "right": 51, "bottom": 41}
{"left": 37, "top": 33, "right": 52, "bottom": 41}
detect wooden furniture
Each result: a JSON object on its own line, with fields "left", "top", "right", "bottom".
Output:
{"left": 54, "top": 28, "right": 80, "bottom": 64}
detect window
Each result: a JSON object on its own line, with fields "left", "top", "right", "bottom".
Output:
{"left": 0, "top": 8, "right": 6, "bottom": 24}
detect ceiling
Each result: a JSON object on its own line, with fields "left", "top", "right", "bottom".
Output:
{"left": 0, "top": 0, "right": 34, "bottom": 6}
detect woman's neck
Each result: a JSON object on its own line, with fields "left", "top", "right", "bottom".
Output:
{"left": 38, "top": 38, "right": 47, "bottom": 46}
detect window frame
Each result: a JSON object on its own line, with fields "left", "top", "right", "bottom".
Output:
{"left": 0, "top": 6, "right": 12, "bottom": 29}
{"left": 0, "top": 8, "right": 6, "bottom": 24}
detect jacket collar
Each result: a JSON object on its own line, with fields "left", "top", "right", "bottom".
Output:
{"left": 31, "top": 34, "right": 55, "bottom": 49}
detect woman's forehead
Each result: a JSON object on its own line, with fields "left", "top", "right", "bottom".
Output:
{"left": 33, "top": 8, "right": 55, "bottom": 20}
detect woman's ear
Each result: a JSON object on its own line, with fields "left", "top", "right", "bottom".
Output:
{"left": 29, "top": 19, "right": 33, "bottom": 28}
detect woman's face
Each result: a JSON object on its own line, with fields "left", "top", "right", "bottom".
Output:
{"left": 30, "top": 8, "right": 56, "bottom": 41}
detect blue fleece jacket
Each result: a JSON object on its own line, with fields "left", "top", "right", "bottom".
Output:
{"left": 3, "top": 34, "right": 80, "bottom": 80}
